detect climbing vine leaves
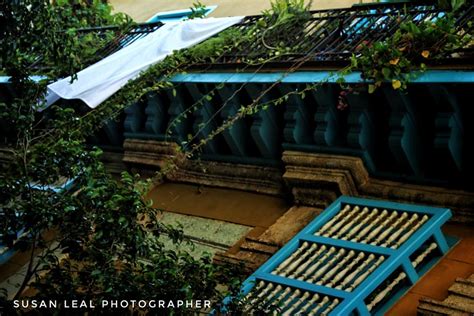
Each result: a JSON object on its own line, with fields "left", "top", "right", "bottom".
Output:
{"left": 348, "top": 14, "right": 472, "bottom": 93}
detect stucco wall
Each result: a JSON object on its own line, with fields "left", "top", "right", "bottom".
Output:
{"left": 109, "top": 0, "right": 366, "bottom": 22}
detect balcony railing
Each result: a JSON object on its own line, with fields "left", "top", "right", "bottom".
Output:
{"left": 24, "top": 2, "right": 474, "bottom": 72}
{"left": 197, "top": 1, "right": 474, "bottom": 68}
{"left": 2, "top": 2, "right": 472, "bottom": 190}
{"left": 27, "top": 21, "right": 163, "bottom": 72}
{"left": 88, "top": 78, "right": 473, "bottom": 190}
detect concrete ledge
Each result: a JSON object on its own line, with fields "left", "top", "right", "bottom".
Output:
{"left": 282, "top": 151, "right": 474, "bottom": 223}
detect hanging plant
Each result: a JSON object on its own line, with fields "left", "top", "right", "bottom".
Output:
{"left": 349, "top": 14, "right": 472, "bottom": 93}
{"left": 258, "top": 0, "right": 313, "bottom": 52}
{"left": 187, "top": 0, "right": 208, "bottom": 19}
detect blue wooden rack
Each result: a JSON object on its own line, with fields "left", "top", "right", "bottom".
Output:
{"left": 225, "top": 196, "right": 454, "bottom": 315}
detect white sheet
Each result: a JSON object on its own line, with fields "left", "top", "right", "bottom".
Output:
{"left": 46, "top": 16, "right": 243, "bottom": 108}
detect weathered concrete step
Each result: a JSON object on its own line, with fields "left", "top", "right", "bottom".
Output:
{"left": 245, "top": 235, "right": 277, "bottom": 247}
{"left": 214, "top": 250, "right": 269, "bottom": 272}
{"left": 239, "top": 240, "right": 278, "bottom": 255}
{"left": 449, "top": 278, "right": 474, "bottom": 299}
{"left": 444, "top": 294, "right": 474, "bottom": 313}
{"left": 419, "top": 275, "right": 474, "bottom": 316}
{"left": 419, "top": 298, "right": 472, "bottom": 315}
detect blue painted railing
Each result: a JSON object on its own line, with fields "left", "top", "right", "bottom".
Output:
{"left": 86, "top": 70, "right": 474, "bottom": 189}
{"left": 1, "top": 69, "right": 472, "bottom": 189}
{"left": 223, "top": 196, "right": 453, "bottom": 315}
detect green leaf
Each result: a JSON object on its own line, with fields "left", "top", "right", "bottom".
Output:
{"left": 350, "top": 56, "right": 358, "bottom": 68}
{"left": 382, "top": 67, "right": 391, "bottom": 80}
{"left": 451, "top": 0, "right": 466, "bottom": 11}
{"left": 368, "top": 84, "right": 376, "bottom": 94}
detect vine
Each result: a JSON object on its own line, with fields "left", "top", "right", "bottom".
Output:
{"left": 40, "top": 0, "right": 312, "bottom": 146}
{"left": 15, "top": 0, "right": 469, "bottom": 191}
{"left": 345, "top": 11, "right": 472, "bottom": 93}
{"left": 39, "top": 0, "right": 472, "bottom": 175}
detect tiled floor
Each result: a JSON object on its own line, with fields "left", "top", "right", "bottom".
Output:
{"left": 387, "top": 224, "right": 474, "bottom": 315}
{"left": 158, "top": 211, "right": 252, "bottom": 258}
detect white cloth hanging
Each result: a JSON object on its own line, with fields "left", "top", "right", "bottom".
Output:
{"left": 46, "top": 16, "right": 243, "bottom": 108}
